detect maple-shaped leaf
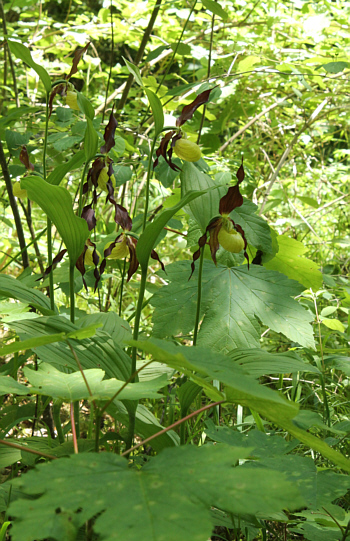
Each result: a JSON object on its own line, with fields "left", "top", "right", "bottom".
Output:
{"left": 150, "top": 260, "right": 315, "bottom": 352}
{"left": 9, "top": 445, "right": 304, "bottom": 541}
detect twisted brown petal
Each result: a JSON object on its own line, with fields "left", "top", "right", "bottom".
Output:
{"left": 81, "top": 204, "right": 96, "bottom": 231}
{"left": 19, "top": 146, "right": 34, "bottom": 171}
{"left": 176, "top": 88, "right": 214, "bottom": 127}
{"left": 48, "top": 82, "right": 66, "bottom": 118}
{"left": 100, "top": 110, "right": 118, "bottom": 154}
{"left": 37, "top": 249, "right": 67, "bottom": 282}
{"left": 67, "top": 43, "right": 90, "bottom": 81}
{"left": 126, "top": 237, "right": 139, "bottom": 282}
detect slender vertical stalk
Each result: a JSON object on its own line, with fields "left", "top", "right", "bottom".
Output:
{"left": 70, "top": 403, "right": 78, "bottom": 454}
{"left": 118, "top": 259, "right": 127, "bottom": 316}
{"left": 193, "top": 247, "right": 204, "bottom": 346}
{"left": 69, "top": 263, "right": 75, "bottom": 324}
{"left": 53, "top": 400, "right": 65, "bottom": 444}
{"left": 78, "top": 161, "right": 89, "bottom": 218}
{"left": 142, "top": 135, "right": 158, "bottom": 231}
{"left": 42, "top": 97, "right": 55, "bottom": 310}
{"left": 0, "top": 140, "right": 29, "bottom": 268}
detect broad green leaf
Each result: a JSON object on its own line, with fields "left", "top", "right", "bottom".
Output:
{"left": 0, "top": 377, "right": 29, "bottom": 396}
{"left": 9, "top": 446, "right": 304, "bottom": 541}
{"left": 76, "top": 91, "right": 94, "bottom": 119}
{"left": 180, "top": 162, "right": 225, "bottom": 232}
{"left": 237, "top": 55, "right": 260, "bottom": 72}
{"left": 282, "top": 419, "right": 350, "bottom": 472}
{"left": 84, "top": 117, "right": 99, "bottom": 161}
{"left": 151, "top": 261, "right": 315, "bottom": 352}
{"left": 46, "top": 150, "right": 85, "bottom": 186}
{"left": 8, "top": 40, "right": 51, "bottom": 93}
{"left": 231, "top": 200, "right": 273, "bottom": 253}
{"left": 22, "top": 363, "right": 167, "bottom": 402}
{"left": 0, "top": 446, "right": 21, "bottom": 469}
{"left": 321, "top": 318, "right": 345, "bottom": 332}
{"left": 202, "top": 0, "right": 229, "bottom": 19}
{"left": 133, "top": 339, "right": 298, "bottom": 421}
{"left": 0, "top": 332, "right": 66, "bottom": 356}
{"left": 21, "top": 176, "right": 89, "bottom": 263}
{"left": 0, "top": 275, "right": 55, "bottom": 316}
{"left": 297, "top": 196, "right": 319, "bottom": 208}
{"left": 10, "top": 316, "right": 131, "bottom": 381}
{"left": 226, "top": 348, "right": 320, "bottom": 377}
{"left": 144, "top": 88, "right": 164, "bottom": 135}
{"left": 0, "top": 324, "right": 100, "bottom": 356}
{"left": 0, "top": 107, "right": 40, "bottom": 128}
{"left": 123, "top": 57, "right": 143, "bottom": 86}
{"left": 263, "top": 234, "right": 323, "bottom": 290}
{"left": 170, "top": 43, "right": 192, "bottom": 55}
{"left": 178, "top": 380, "right": 202, "bottom": 415}
{"left": 136, "top": 189, "right": 208, "bottom": 270}
{"left": 76, "top": 312, "right": 132, "bottom": 344}
{"left": 321, "top": 61, "right": 349, "bottom": 73}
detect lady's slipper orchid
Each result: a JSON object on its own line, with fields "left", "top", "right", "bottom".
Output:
{"left": 153, "top": 88, "right": 214, "bottom": 171}
{"left": 190, "top": 161, "right": 249, "bottom": 277}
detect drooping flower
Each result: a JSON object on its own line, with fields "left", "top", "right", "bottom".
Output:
{"left": 190, "top": 160, "right": 249, "bottom": 278}
{"left": 99, "top": 207, "right": 165, "bottom": 283}
{"left": 153, "top": 88, "right": 215, "bottom": 171}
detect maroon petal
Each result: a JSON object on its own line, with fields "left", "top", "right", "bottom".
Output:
{"left": 37, "top": 249, "right": 67, "bottom": 282}
{"left": 76, "top": 247, "right": 88, "bottom": 291}
{"left": 150, "top": 249, "right": 166, "bottom": 273}
{"left": 100, "top": 110, "right": 118, "bottom": 154}
{"left": 126, "top": 237, "right": 139, "bottom": 282}
{"left": 189, "top": 232, "right": 207, "bottom": 279}
{"left": 208, "top": 224, "right": 221, "bottom": 265}
{"left": 48, "top": 82, "right": 66, "bottom": 118}
{"left": 219, "top": 160, "right": 245, "bottom": 215}
{"left": 19, "top": 146, "right": 34, "bottom": 171}
{"left": 67, "top": 43, "right": 90, "bottom": 81}
{"left": 81, "top": 204, "right": 96, "bottom": 231}
{"left": 153, "top": 131, "right": 176, "bottom": 169}
{"left": 176, "top": 88, "right": 214, "bottom": 128}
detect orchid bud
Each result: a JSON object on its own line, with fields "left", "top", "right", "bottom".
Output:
{"left": 174, "top": 139, "right": 201, "bottom": 162}
{"left": 66, "top": 90, "right": 80, "bottom": 111}
{"left": 218, "top": 223, "right": 245, "bottom": 253}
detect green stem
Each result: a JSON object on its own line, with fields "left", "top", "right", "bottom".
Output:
{"left": 69, "top": 263, "right": 75, "bottom": 324}
{"left": 94, "top": 413, "right": 101, "bottom": 452}
{"left": 118, "top": 258, "right": 127, "bottom": 317}
{"left": 52, "top": 400, "right": 65, "bottom": 444}
{"left": 193, "top": 246, "right": 204, "bottom": 346}
{"left": 42, "top": 96, "right": 55, "bottom": 310}
{"left": 143, "top": 135, "right": 158, "bottom": 232}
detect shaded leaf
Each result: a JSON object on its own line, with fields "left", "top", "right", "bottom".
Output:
{"left": 0, "top": 275, "right": 55, "bottom": 316}
{"left": 8, "top": 40, "right": 51, "bottom": 93}
{"left": 21, "top": 176, "right": 89, "bottom": 264}
{"left": 9, "top": 446, "right": 304, "bottom": 541}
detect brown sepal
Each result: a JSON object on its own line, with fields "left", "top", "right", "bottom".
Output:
{"left": 151, "top": 250, "right": 166, "bottom": 273}
{"left": 19, "top": 146, "right": 34, "bottom": 171}
{"left": 126, "top": 237, "right": 139, "bottom": 282}
{"left": 87, "top": 157, "right": 105, "bottom": 189}
{"left": 100, "top": 110, "right": 118, "bottom": 154}
{"left": 81, "top": 204, "right": 96, "bottom": 231}
{"left": 189, "top": 232, "right": 208, "bottom": 279}
{"left": 219, "top": 185, "right": 244, "bottom": 215}
{"left": 76, "top": 247, "right": 88, "bottom": 291}
{"left": 154, "top": 130, "right": 181, "bottom": 171}
{"left": 48, "top": 82, "right": 66, "bottom": 118}
{"left": 236, "top": 158, "right": 245, "bottom": 184}
{"left": 36, "top": 249, "right": 67, "bottom": 282}
{"left": 176, "top": 88, "right": 214, "bottom": 127}
{"left": 67, "top": 43, "right": 90, "bottom": 81}
{"left": 208, "top": 221, "right": 221, "bottom": 265}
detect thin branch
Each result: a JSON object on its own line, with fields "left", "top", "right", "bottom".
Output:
{"left": 0, "top": 438, "right": 57, "bottom": 460}
{"left": 121, "top": 400, "right": 226, "bottom": 456}
{"left": 116, "top": 0, "right": 163, "bottom": 113}
{"left": 0, "top": 140, "right": 29, "bottom": 268}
